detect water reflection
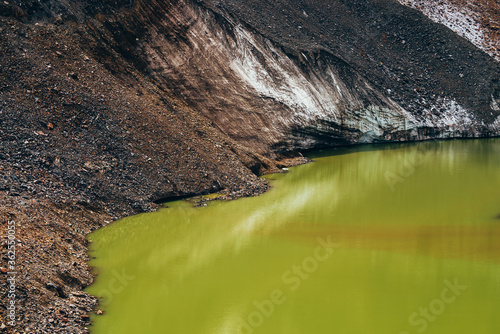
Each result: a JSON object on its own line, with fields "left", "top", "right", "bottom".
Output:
{"left": 87, "top": 138, "right": 500, "bottom": 334}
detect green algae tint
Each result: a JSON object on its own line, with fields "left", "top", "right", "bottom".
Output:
{"left": 86, "top": 139, "right": 500, "bottom": 334}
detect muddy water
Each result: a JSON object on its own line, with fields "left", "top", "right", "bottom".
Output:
{"left": 86, "top": 139, "right": 500, "bottom": 334}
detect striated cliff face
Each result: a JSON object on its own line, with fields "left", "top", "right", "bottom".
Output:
{"left": 1, "top": 0, "right": 500, "bottom": 332}
{"left": 142, "top": 1, "right": 411, "bottom": 153}
{"left": 4, "top": 0, "right": 499, "bottom": 160}
{"left": 86, "top": 0, "right": 500, "bottom": 157}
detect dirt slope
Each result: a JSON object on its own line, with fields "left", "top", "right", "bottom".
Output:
{"left": 0, "top": 0, "right": 499, "bottom": 333}
{"left": 0, "top": 2, "right": 278, "bottom": 332}
{"left": 399, "top": 0, "right": 500, "bottom": 61}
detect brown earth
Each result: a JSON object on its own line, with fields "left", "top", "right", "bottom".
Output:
{"left": 0, "top": 0, "right": 499, "bottom": 333}
{"left": 0, "top": 3, "right": 292, "bottom": 332}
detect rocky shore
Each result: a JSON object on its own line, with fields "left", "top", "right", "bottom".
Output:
{"left": 1, "top": 0, "right": 499, "bottom": 333}
{"left": 0, "top": 3, "right": 281, "bottom": 332}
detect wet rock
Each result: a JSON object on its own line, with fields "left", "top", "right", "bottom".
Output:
{"left": 46, "top": 282, "right": 66, "bottom": 298}
{"left": 80, "top": 314, "right": 90, "bottom": 322}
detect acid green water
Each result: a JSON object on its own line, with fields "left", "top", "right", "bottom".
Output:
{"left": 86, "top": 139, "right": 500, "bottom": 334}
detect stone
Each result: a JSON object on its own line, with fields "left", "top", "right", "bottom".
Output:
{"left": 80, "top": 314, "right": 90, "bottom": 321}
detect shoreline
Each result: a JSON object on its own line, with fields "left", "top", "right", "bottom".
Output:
{"left": 2, "top": 137, "right": 499, "bottom": 333}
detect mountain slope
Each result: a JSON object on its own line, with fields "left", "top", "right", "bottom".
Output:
{"left": 0, "top": 0, "right": 499, "bottom": 332}
{"left": 399, "top": 0, "right": 500, "bottom": 62}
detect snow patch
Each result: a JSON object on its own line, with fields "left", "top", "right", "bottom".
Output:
{"left": 489, "top": 115, "right": 500, "bottom": 134}
{"left": 491, "top": 96, "right": 500, "bottom": 112}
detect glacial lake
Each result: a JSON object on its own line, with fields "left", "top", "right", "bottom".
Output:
{"left": 86, "top": 138, "right": 500, "bottom": 334}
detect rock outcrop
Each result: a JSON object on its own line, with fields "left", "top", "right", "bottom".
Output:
{"left": 83, "top": 0, "right": 500, "bottom": 155}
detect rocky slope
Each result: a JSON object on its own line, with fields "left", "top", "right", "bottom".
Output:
{"left": 198, "top": 0, "right": 500, "bottom": 145}
{"left": 87, "top": 0, "right": 500, "bottom": 155}
{"left": 398, "top": 0, "right": 500, "bottom": 61}
{"left": 0, "top": 0, "right": 499, "bottom": 333}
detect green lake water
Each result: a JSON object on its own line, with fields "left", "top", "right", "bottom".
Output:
{"left": 86, "top": 138, "right": 500, "bottom": 334}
